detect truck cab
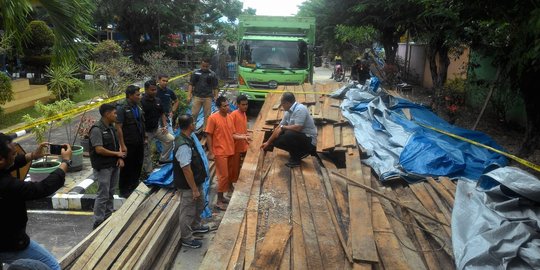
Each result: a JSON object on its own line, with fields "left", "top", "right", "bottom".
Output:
{"left": 237, "top": 16, "right": 316, "bottom": 101}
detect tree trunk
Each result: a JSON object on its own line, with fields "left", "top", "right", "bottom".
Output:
{"left": 381, "top": 27, "right": 398, "bottom": 65}
{"left": 518, "top": 67, "right": 540, "bottom": 157}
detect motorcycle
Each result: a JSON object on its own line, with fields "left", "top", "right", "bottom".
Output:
{"left": 332, "top": 63, "right": 345, "bottom": 82}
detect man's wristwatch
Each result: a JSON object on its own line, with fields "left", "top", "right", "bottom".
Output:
{"left": 61, "top": 159, "right": 72, "bottom": 167}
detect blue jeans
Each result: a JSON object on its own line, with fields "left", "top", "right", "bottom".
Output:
{"left": 0, "top": 240, "right": 60, "bottom": 270}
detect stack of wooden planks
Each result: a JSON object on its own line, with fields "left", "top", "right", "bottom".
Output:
{"left": 201, "top": 85, "right": 457, "bottom": 269}
{"left": 60, "top": 159, "right": 218, "bottom": 270}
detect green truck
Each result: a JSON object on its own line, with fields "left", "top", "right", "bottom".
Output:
{"left": 237, "top": 15, "right": 317, "bottom": 101}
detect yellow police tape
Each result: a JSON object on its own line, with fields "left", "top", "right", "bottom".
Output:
{"left": 7, "top": 71, "right": 193, "bottom": 135}
{"left": 417, "top": 122, "right": 540, "bottom": 173}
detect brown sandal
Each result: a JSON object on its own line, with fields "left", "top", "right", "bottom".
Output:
{"left": 214, "top": 204, "right": 228, "bottom": 211}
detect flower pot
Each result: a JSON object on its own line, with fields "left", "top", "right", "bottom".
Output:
{"left": 80, "top": 138, "right": 90, "bottom": 153}
{"left": 69, "top": 145, "right": 84, "bottom": 172}
{"left": 29, "top": 161, "right": 61, "bottom": 182}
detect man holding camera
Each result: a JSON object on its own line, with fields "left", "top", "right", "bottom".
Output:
{"left": 0, "top": 133, "right": 72, "bottom": 270}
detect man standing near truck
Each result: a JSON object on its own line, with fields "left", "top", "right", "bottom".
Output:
{"left": 188, "top": 59, "right": 219, "bottom": 132}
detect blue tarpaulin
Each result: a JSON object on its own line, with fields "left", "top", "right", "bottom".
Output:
{"left": 336, "top": 81, "right": 508, "bottom": 182}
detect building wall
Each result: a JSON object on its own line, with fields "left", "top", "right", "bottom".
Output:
{"left": 422, "top": 47, "right": 470, "bottom": 88}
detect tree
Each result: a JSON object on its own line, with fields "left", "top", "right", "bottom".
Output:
{"left": 456, "top": 0, "right": 540, "bottom": 156}
{"left": 93, "top": 0, "right": 243, "bottom": 59}
{"left": 22, "top": 20, "right": 54, "bottom": 78}
{"left": 0, "top": 0, "right": 95, "bottom": 63}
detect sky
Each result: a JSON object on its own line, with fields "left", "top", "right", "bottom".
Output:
{"left": 241, "top": 0, "right": 305, "bottom": 16}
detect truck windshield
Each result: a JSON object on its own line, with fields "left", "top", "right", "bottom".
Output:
{"left": 239, "top": 40, "right": 308, "bottom": 69}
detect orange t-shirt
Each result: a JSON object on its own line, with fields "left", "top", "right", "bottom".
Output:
{"left": 229, "top": 109, "right": 248, "bottom": 153}
{"left": 205, "top": 112, "right": 235, "bottom": 156}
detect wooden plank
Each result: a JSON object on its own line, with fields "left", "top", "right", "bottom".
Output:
{"left": 59, "top": 218, "right": 111, "bottom": 269}
{"left": 293, "top": 165, "right": 324, "bottom": 269}
{"left": 132, "top": 193, "right": 182, "bottom": 269}
{"left": 422, "top": 183, "right": 452, "bottom": 232}
{"left": 153, "top": 225, "right": 182, "bottom": 270}
{"left": 342, "top": 126, "right": 356, "bottom": 147}
{"left": 291, "top": 167, "right": 308, "bottom": 270}
{"left": 294, "top": 85, "right": 306, "bottom": 104}
{"left": 304, "top": 157, "right": 345, "bottom": 268}
{"left": 426, "top": 177, "right": 454, "bottom": 207}
{"left": 304, "top": 83, "right": 316, "bottom": 105}
{"left": 322, "top": 123, "right": 336, "bottom": 151}
{"left": 377, "top": 194, "right": 428, "bottom": 270}
{"left": 346, "top": 152, "right": 378, "bottom": 263}
{"left": 96, "top": 188, "right": 170, "bottom": 268}
{"left": 371, "top": 197, "right": 410, "bottom": 270}
{"left": 334, "top": 126, "right": 342, "bottom": 146}
{"left": 249, "top": 224, "right": 292, "bottom": 270}
{"left": 316, "top": 126, "right": 324, "bottom": 152}
{"left": 199, "top": 129, "right": 267, "bottom": 270}
{"left": 438, "top": 177, "right": 456, "bottom": 197}
{"left": 71, "top": 183, "right": 151, "bottom": 269}
{"left": 409, "top": 184, "right": 451, "bottom": 238}
{"left": 227, "top": 217, "right": 247, "bottom": 270}
{"left": 410, "top": 215, "right": 441, "bottom": 270}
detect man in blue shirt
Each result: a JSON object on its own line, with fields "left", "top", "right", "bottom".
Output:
{"left": 157, "top": 74, "right": 179, "bottom": 132}
{"left": 261, "top": 92, "right": 317, "bottom": 167}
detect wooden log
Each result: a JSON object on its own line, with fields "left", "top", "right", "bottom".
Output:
{"left": 346, "top": 152, "right": 378, "bottom": 263}
{"left": 292, "top": 164, "right": 324, "bottom": 269}
{"left": 71, "top": 183, "right": 152, "bottom": 269}
{"left": 249, "top": 224, "right": 292, "bottom": 270}
{"left": 372, "top": 197, "right": 410, "bottom": 270}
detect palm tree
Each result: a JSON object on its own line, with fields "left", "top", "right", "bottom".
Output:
{"left": 0, "top": 0, "right": 95, "bottom": 63}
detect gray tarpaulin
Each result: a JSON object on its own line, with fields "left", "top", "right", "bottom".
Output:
{"left": 453, "top": 167, "right": 540, "bottom": 269}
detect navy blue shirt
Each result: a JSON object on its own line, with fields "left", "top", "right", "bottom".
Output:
{"left": 157, "top": 87, "right": 177, "bottom": 114}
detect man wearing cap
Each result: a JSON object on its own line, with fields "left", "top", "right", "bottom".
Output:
{"left": 261, "top": 92, "right": 317, "bottom": 167}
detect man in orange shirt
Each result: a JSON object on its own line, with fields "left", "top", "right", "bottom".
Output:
{"left": 229, "top": 95, "right": 250, "bottom": 189}
{"left": 205, "top": 96, "right": 235, "bottom": 210}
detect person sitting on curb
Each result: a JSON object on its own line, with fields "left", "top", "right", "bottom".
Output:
{"left": 261, "top": 92, "right": 317, "bottom": 167}
{"left": 0, "top": 133, "right": 72, "bottom": 270}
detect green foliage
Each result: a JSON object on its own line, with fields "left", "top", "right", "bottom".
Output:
{"left": 23, "top": 20, "right": 54, "bottom": 52}
{"left": 1, "top": 0, "right": 95, "bottom": 64}
{"left": 22, "top": 100, "right": 76, "bottom": 143}
{"left": 45, "top": 62, "right": 84, "bottom": 99}
{"left": 0, "top": 72, "right": 13, "bottom": 105}
{"left": 142, "top": 51, "right": 179, "bottom": 78}
{"left": 335, "top": 25, "right": 377, "bottom": 47}
{"left": 93, "top": 40, "right": 123, "bottom": 63}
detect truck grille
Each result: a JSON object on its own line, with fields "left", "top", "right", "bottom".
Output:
{"left": 247, "top": 81, "right": 298, "bottom": 89}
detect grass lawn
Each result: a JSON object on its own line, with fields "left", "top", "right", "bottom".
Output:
{"left": 0, "top": 81, "right": 105, "bottom": 130}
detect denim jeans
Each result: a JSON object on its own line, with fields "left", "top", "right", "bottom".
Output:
{"left": 0, "top": 240, "right": 60, "bottom": 270}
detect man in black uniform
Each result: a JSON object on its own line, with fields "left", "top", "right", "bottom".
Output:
{"left": 116, "top": 85, "right": 145, "bottom": 198}
{"left": 0, "top": 133, "right": 72, "bottom": 269}
{"left": 89, "top": 104, "right": 125, "bottom": 228}
{"left": 174, "top": 115, "right": 210, "bottom": 249}
{"left": 188, "top": 59, "right": 219, "bottom": 131}
{"left": 141, "top": 79, "right": 174, "bottom": 171}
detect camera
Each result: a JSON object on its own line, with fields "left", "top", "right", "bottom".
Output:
{"left": 49, "top": 144, "right": 67, "bottom": 155}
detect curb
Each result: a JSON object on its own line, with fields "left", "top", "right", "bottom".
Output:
{"left": 26, "top": 178, "right": 126, "bottom": 211}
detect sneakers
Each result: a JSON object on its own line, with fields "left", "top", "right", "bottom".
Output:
{"left": 191, "top": 225, "right": 210, "bottom": 234}
{"left": 285, "top": 160, "right": 301, "bottom": 168}
{"left": 181, "top": 239, "right": 203, "bottom": 249}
